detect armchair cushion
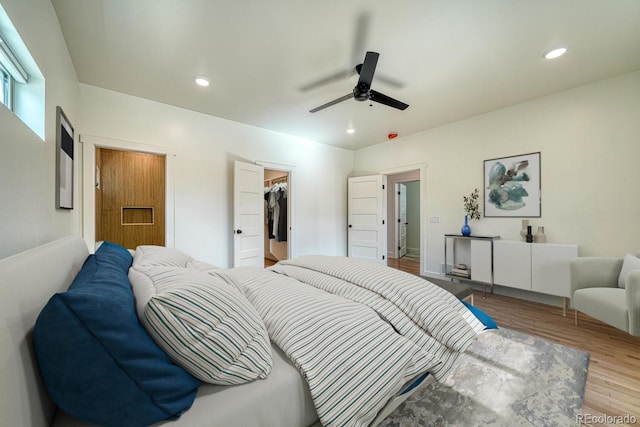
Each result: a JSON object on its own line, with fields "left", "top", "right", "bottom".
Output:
{"left": 571, "top": 256, "right": 640, "bottom": 336}
{"left": 570, "top": 257, "right": 623, "bottom": 297}
{"left": 618, "top": 253, "right": 640, "bottom": 289}
{"left": 573, "top": 288, "right": 628, "bottom": 332}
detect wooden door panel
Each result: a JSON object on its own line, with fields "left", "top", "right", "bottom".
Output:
{"left": 96, "top": 148, "right": 165, "bottom": 249}
{"left": 233, "top": 161, "right": 264, "bottom": 267}
{"left": 348, "top": 175, "right": 386, "bottom": 264}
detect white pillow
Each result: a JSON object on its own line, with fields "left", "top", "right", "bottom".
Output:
{"left": 128, "top": 266, "right": 273, "bottom": 385}
{"left": 618, "top": 253, "right": 640, "bottom": 289}
{"left": 133, "top": 245, "right": 194, "bottom": 269}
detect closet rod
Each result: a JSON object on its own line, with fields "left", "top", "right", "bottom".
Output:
{"left": 265, "top": 175, "right": 288, "bottom": 186}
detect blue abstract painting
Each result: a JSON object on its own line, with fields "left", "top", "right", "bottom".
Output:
{"left": 484, "top": 152, "right": 540, "bottom": 217}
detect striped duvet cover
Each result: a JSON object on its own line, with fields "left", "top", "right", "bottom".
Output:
{"left": 217, "top": 256, "right": 487, "bottom": 427}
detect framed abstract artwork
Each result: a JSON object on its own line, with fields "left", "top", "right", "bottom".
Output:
{"left": 483, "top": 152, "right": 541, "bottom": 217}
{"left": 56, "top": 106, "right": 74, "bottom": 209}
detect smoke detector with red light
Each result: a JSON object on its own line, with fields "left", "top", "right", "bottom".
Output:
{"left": 388, "top": 132, "right": 398, "bottom": 140}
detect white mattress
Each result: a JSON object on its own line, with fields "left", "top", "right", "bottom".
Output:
{"left": 52, "top": 344, "right": 318, "bottom": 427}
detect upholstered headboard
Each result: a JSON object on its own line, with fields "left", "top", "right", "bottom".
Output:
{"left": 0, "top": 236, "right": 89, "bottom": 426}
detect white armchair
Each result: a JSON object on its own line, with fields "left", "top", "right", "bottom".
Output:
{"left": 570, "top": 256, "right": 640, "bottom": 336}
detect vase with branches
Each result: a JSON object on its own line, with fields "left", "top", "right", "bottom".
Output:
{"left": 463, "top": 188, "right": 481, "bottom": 220}
{"left": 461, "top": 188, "right": 481, "bottom": 236}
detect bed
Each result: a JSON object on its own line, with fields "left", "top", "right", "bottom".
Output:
{"left": 0, "top": 236, "right": 494, "bottom": 427}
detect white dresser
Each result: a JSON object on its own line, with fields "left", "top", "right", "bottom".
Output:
{"left": 493, "top": 240, "right": 578, "bottom": 315}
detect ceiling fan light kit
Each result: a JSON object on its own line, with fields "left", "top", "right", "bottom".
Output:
{"left": 309, "top": 51, "right": 409, "bottom": 113}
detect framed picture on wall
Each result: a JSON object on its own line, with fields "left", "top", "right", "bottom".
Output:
{"left": 483, "top": 151, "right": 541, "bottom": 217}
{"left": 56, "top": 106, "right": 74, "bottom": 209}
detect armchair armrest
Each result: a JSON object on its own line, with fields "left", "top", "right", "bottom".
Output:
{"left": 570, "top": 257, "right": 623, "bottom": 297}
{"left": 626, "top": 270, "right": 640, "bottom": 336}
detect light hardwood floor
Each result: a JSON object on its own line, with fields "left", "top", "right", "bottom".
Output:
{"left": 387, "top": 256, "right": 421, "bottom": 275}
{"left": 389, "top": 257, "right": 640, "bottom": 427}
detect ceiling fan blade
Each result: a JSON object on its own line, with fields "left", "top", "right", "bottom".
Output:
{"left": 299, "top": 69, "right": 353, "bottom": 92}
{"left": 369, "top": 90, "right": 409, "bottom": 110}
{"left": 309, "top": 93, "right": 354, "bottom": 113}
{"left": 374, "top": 73, "right": 405, "bottom": 89}
{"left": 357, "top": 51, "right": 379, "bottom": 87}
{"left": 354, "top": 65, "right": 405, "bottom": 89}
{"left": 301, "top": 12, "right": 371, "bottom": 93}
{"left": 350, "top": 11, "right": 371, "bottom": 66}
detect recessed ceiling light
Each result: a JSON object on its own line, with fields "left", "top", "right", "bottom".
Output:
{"left": 543, "top": 47, "right": 568, "bottom": 60}
{"left": 194, "top": 76, "right": 210, "bottom": 87}
{"left": 346, "top": 127, "right": 355, "bottom": 134}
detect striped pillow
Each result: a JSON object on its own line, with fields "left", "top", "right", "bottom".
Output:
{"left": 133, "top": 245, "right": 194, "bottom": 269}
{"left": 128, "top": 267, "right": 273, "bottom": 385}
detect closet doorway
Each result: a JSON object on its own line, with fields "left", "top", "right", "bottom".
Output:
{"left": 264, "top": 168, "right": 289, "bottom": 266}
{"left": 386, "top": 170, "right": 420, "bottom": 267}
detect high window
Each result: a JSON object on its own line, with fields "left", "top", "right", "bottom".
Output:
{"left": 0, "top": 34, "right": 26, "bottom": 111}
{"left": 0, "top": 3, "right": 44, "bottom": 139}
{"left": 1, "top": 65, "right": 12, "bottom": 109}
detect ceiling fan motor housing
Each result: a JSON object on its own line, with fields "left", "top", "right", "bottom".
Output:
{"left": 309, "top": 51, "right": 408, "bottom": 112}
{"left": 354, "top": 83, "right": 370, "bottom": 101}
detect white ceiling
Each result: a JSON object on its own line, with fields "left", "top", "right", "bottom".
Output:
{"left": 51, "top": 0, "right": 640, "bottom": 150}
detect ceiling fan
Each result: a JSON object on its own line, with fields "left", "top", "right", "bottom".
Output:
{"left": 300, "top": 12, "right": 404, "bottom": 93}
{"left": 309, "top": 51, "right": 409, "bottom": 113}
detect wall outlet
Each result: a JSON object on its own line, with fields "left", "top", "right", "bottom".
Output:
{"left": 429, "top": 216, "right": 440, "bottom": 223}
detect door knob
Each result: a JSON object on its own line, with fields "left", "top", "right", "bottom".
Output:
{"left": 236, "top": 229, "right": 243, "bottom": 234}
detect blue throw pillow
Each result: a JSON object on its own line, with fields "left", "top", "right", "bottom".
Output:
{"left": 34, "top": 241, "right": 201, "bottom": 427}
{"left": 461, "top": 300, "right": 498, "bottom": 330}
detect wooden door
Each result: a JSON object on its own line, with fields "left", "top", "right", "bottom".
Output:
{"left": 347, "top": 175, "right": 387, "bottom": 264}
{"left": 96, "top": 148, "right": 165, "bottom": 249}
{"left": 233, "top": 161, "right": 264, "bottom": 267}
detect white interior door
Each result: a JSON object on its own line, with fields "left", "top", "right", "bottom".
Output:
{"left": 233, "top": 161, "right": 264, "bottom": 267}
{"left": 397, "top": 183, "right": 407, "bottom": 258}
{"left": 348, "top": 175, "right": 387, "bottom": 264}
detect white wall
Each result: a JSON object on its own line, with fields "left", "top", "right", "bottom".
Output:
{"left": 78, "top": 84, "right": 353, "bottom": 267}
{"left": 2, "top": 0, "right": 637, "bottom": 272}
{"left": 354, "top": 71, "right": 640, "bottom": 275}
{"left": 0, "top": 0, "right": 79, "bottom": 259}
